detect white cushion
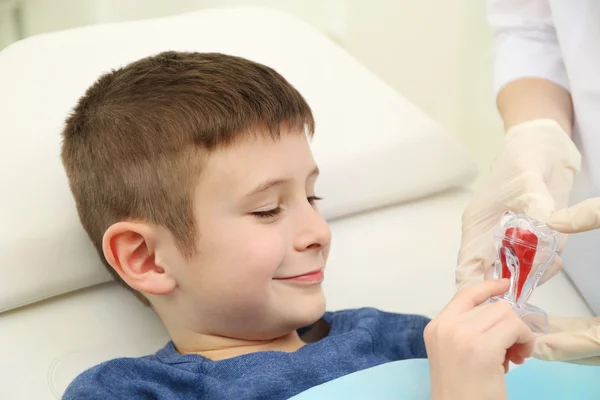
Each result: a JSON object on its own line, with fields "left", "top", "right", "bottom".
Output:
{"left": 0, "top": 189, "right": 589, "bottom": 400}
{"left": 0, "top": 6, "right": 475, "bottom": 313}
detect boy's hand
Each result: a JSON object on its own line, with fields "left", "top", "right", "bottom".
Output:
{"left": 424, "top": 279, "right": 535, "bottom": 400}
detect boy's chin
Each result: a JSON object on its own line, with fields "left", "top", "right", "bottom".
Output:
{"left": 287, "top": 289, "right": 327, "bottom": 328}
{"left": 227, "top": 290, "right": 327, "bottom": 341}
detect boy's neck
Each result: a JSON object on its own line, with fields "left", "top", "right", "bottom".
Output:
{"left": 174, "top": 331, "right": 308, "bottom": 361}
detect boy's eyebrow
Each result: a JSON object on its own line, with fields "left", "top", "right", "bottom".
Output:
{"left": 244, "top": 166, "right": 320, "bottom": 198}
{"left": 245, "top": 179, "right": 287, "bottom": 198}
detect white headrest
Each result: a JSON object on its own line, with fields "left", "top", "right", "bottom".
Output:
{"left": 0, "top": 6, "right": 475, "bottom": 312}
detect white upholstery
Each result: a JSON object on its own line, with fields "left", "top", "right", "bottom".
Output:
{"left": 0, "top": 189, "right": 591, "bottom": 399}
{"left": 0, "top": 6, "right": 475, "bottom": 313}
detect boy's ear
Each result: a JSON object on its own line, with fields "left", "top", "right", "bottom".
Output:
{"left": 102, "top": 222, "right": 177, "bottom": 296}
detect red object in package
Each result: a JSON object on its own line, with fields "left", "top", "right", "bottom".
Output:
{"left": 500, "top": 227, "right": 538, "bottom": 300}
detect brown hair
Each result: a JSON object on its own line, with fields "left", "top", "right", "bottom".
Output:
{"left": 61, "top": 51, "right": 315, "bottom": 304}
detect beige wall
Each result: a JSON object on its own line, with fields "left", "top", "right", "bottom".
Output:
{"left": 344, "top": 1, "right": 503, "bottom": 175}
{"left": 2, "top": 0, "right": 503, "bottom": 176}
{"left": 0, "top": 0, "right": 20, "bottom": 49}
{"left": 15, "top": 0, "right": 347, "bottom": 40}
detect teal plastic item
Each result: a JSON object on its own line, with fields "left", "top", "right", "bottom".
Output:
{"left": 290, "top": 358, "right": 430, "bottom": 400}
{"left": 506, "top": 358, "right": 600, "bottom": 399}
{"left": 290, "top": 358, "right": 600, "bottom": 399}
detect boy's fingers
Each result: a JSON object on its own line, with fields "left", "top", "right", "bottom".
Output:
{"left": 442, "top": 279, "right": 510, "bottom": 316}
{"left": 511, "top": 342, "right": 534, "bottom": 359}
{"left": 506, "top": 343, "right": 531, "bottom": 365}
{"left": 461, "top": 301, "right": 513, "bottom": 333}
{"left": 487, "top": 316, "right": 536, "bottom": 353}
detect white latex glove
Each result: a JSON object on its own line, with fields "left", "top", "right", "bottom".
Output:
{"left": 457, "top": 119, "right": 581, "bottom": 288}
{"left": 534, "top": 315, "right": 600, "bottom": 365}
{"left": 531, "top": 198, "right": 600, "bottom": 365}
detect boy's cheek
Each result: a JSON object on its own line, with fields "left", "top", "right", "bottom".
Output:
{"left": 236, "top": 235, "right": 287, "bottom": 270}
{"left": 210, "top": 248, "right": 286, "bottom": 289}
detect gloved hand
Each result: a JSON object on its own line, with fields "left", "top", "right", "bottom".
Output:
{"left": 532, "top": 198, "right": 600, "bottom": 365}
{"left": 457, "top": 119, "right": 581, "bottom": 288}
{"left": 534, "top": 315, "right": 600, "bottom": 365}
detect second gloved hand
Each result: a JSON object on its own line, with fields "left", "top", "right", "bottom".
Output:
{"left": 456, "top": 119, "right": 581, "bottom": 289}
{"left": 531, "top": 198, "right": 600, "bottom": 365}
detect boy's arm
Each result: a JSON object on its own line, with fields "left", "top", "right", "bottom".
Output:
{"left": 425, "top": 279, "right": 535, "bottom": 400}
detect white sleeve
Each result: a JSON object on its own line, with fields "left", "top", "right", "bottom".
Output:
{"left": 487, "top": 0, "right": 569, "bottom": 94}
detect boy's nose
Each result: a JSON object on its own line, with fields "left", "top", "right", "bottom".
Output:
{"left": 295, "top": 205, "right": 332, "bottom": 252}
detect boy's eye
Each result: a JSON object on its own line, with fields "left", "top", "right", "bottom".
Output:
{"left": 252, "top": 197, "right": 322, "bottom": 219}
{"left": 308, "top": 196, "right": 323, "bottom": 205}
{"left": 253, "top": 207, "right": 281, "bottom": 218}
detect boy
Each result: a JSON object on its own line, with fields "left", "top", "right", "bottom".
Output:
{"left": 62, "top": 51, "right": 534, "bottom": 399}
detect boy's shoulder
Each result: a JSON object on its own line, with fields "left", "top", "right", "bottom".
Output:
{"left": 325, "top": 307, "right": 430, "bottom": 332}
{"left": 62, "top": 354, "right": 161, "bottom": 399}
{"left": 325, "top": 307, "right": 430, "bottom": 360}
{"left": 62, "top": 341, "right": 199, "bottom": 399}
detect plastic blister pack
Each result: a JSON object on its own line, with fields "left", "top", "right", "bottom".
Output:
{"left": 491, "top": 211, "right": 563, "bottom": 334}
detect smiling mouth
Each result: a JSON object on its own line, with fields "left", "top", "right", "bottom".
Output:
{"left": 274, "top": 269, "right": 324, "bottom": 283}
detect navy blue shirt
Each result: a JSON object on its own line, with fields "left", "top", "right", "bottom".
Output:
{"left": 63, "top": 308, "right": 430, "bottom": 399}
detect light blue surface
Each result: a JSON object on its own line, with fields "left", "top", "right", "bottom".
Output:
{"left": 290, "top": 358, "right": 600, "bottom": 399}
{"left": 505, "top": 358, "right": 600, "bottom": 399}
{"left": 290, "top": 359, "right": 431, "bottom": 400}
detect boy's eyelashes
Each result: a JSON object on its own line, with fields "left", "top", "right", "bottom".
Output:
{"left": 253, "top": 206, "right": 281, "bottom": 219}
{"left": 252, "top": 196, "right": 323, "bottom": 219}
{"left": 307, "top": 195, "right": 323, "bottom": 205}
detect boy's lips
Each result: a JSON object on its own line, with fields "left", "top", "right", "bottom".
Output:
{"left": 274, "top": 269, "right": 324, "bottom": 283}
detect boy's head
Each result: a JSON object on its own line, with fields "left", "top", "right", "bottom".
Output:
{"left": 61, "top": 51, "right": 331, "bottom": 342}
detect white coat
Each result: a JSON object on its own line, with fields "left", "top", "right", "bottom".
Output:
{"left": 487, "top": 0, "right": 600, "bottom": 314}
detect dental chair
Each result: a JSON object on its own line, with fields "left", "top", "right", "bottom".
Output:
{"left": 0, "top": 6, "right": 592, "bottom": 399}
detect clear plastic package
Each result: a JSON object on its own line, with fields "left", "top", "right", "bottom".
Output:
{"left": 491, "top": 211, "right": 563, "bottom": 334}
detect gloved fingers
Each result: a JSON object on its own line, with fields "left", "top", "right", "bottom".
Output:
{"left": 558, "top": 355, "right": 600, "bottom": 366}
{"left": 533, "top": 325, "right": 600, "bottom": 362}
{"left": 457, "top": 175, "right": 556, "bottom": 289}
{"left": 547, "top": 315, "right": 600, "bottom": 333}
{"left": 507, "top": 171, "right": 556, "bottom": 222}
{"left": 547, "top": 197, "right": 600, "bottom": 233}
{"left": 545, "top": 165, "right": 576, "bottom": 211}
{"left": 557, "top": 231, "right": 568, "bottom": 252}
{"left": 537, "top": 254, "right": 563, "bottom": 286}
{"left": 545, "top": 235, "right": 569, "bottom": 284}
{"left": 457, "top": 173, "right": 546, "bottom": 286}
{"left": 459, "top": 190, "right": 503, "bottom": 240}
{"left": 455, "top": 256, "right": 485, "bottom": 289}
{"left": 456, "top": 232, "right": 497, "bottom": 289}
